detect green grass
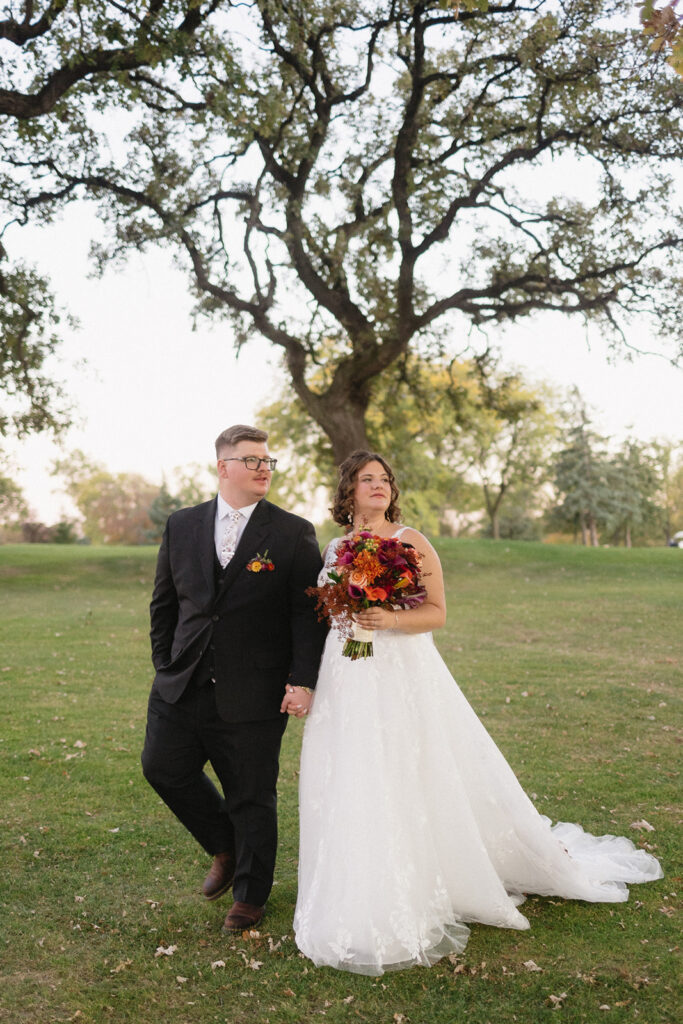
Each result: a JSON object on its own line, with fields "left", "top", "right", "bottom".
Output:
{"left": 0, "top": 540, "right": 680, "bottom": 1024}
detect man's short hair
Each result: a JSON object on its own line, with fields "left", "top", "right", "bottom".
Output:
{"left": 215, "top": 424, "right": 268, "bottom": 457}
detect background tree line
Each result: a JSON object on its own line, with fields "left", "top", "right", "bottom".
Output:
{"left": 2, "top": 362, "right": 681, "bottom": 547}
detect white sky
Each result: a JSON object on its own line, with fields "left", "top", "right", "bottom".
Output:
{"left": 4, "top": 200, "right": 683, "bottom": 524}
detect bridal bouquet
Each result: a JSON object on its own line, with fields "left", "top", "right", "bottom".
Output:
{"left": 307, "top": 531, "right": 427, "bottom": 659}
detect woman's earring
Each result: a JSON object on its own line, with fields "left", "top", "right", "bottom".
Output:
{"left": 348, "top": 502, "right": 354, "bottom": 524}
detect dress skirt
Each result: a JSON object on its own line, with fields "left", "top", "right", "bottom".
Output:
{"left": 293, "top": 627, "right": 663, "bottom": 975}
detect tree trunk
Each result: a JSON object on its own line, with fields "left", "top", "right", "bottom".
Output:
{"left": 580, "top": 511, "right": 588, "bottom": 546}
{"left": 589, "top": 515, "right": 599, "bottom": 547}
{"left": 303, "top": 393, "right": 372, "bottom": 465}
{"left": 491, "top": 510, "right": 500, "bottom": 540}
{"left": 625, "top": 523, "right": 632, "bottom": 548}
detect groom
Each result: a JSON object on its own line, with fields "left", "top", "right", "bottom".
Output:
{"left": 141, "top": 424, "right": 325, "bottom": 932}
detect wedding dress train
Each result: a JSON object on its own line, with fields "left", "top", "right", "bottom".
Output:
{"left": 293, "top": 537, "right": 663, "bottom": 975}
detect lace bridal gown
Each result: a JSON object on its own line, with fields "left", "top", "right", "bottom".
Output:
{"left": 293, "top": 533, "right": 663, "bottom": 976}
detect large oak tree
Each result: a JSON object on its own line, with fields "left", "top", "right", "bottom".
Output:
{"left": 2, "top": 0, "right": 682, "bottom": 457}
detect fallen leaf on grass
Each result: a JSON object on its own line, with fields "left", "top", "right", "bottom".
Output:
{"left": 523, "top": 960, "right": 543, "bottom": 972}
{"left": 73, "top": 740, "right": 87, "bottom": 749}
{"left": 658, "top": 906, "right": 675, "bottom": 917}
{"left": 546, "top": 992, "right": 568, "bottom": 1009}
{"left": 109, "top": 960, "right": 132, "bottom": 974}
{"left": 176, "top": 976, "right": 188, "bottom": 984}
{"left": 599, "top": 1005, "right": 611, "bottom": 1011}
{"left": 154, "top": 944, "right": 177, "bottom": 958}
{"left": 28, "top": 749, "right": 42, "bottom": 757}
{"left": 630, "top": 819, "right": 655, "bottom": 832}
{"left": 210, "top": 960, "right": 226, "bottom": 970}
{"left": 283, "top": 988, "right": 296, "bottom": 997}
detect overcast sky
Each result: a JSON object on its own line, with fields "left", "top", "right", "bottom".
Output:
{"left": 5, "top": 202, "right": 683, "bottom": 525}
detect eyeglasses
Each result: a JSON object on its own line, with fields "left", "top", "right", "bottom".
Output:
{"left": 221, "top": 456, "right": 277, "bottom": 471}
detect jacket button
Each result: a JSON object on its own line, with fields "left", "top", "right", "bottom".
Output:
{"left": 212, "top": 614, "right": 219, "bottom": 622}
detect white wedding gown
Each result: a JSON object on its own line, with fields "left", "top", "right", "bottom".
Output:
{"left": 293, "top": 533, "right": 663, "bottom": 975}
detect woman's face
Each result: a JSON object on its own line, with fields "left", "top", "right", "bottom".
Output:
{"left": 352, "top": 460, "right": 392, "bottom": 519}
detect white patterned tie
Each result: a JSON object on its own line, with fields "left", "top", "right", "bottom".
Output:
{"left": 219, "top": 510, "right": 242, "bottom": 568}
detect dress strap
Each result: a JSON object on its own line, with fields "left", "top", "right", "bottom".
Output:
{"left": 392, "top": 526, "right": 409, "bottom": 539}
{"left": 324, "top": 535, "right": 342, "bottom": 565}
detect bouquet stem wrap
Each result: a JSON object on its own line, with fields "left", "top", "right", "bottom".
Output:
{"left": 342, "top": 623, "right": 374, "bottom": 660}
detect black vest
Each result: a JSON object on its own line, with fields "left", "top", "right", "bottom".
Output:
{"left": 190, "top": 553, "right": 228, "bottom": 687}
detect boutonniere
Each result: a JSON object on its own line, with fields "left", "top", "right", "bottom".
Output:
{"left": 246, "top": 550, "right": 275, "bottom": 573}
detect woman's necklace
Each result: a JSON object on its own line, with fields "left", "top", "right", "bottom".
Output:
{"left": 351, "top": 518, "right": 397, "bottom": 537}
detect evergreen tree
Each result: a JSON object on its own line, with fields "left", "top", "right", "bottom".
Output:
{"left": 554, "top": 411, "right": 614, "bottom": 546}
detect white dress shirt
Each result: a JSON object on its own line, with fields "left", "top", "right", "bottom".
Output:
{"left": 214, "top": 494, "right": 259, "bottom": 562}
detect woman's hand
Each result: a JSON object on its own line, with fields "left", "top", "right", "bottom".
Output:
{"left": 354, "top": 606, "right": 397, "bottom": 631}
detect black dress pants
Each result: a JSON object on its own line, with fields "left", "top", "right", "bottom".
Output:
{"left": 141, "top": 683, "right": 287, "bottom": 907}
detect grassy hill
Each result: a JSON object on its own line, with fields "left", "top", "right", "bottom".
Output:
{"left": 0, "top": 541, "right": 680, "bottom": 1023}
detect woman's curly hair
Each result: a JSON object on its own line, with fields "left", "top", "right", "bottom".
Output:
{"left": 330, "top": 449, "right": 402, "bottom": 528}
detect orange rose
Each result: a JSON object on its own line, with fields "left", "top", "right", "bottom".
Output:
{"left": 348, "top": 569, "right": 369, "bottom": 587}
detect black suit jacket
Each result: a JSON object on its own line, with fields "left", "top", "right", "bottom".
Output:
{"left": 149, "top": 497, "right": 326, "bottom": 722}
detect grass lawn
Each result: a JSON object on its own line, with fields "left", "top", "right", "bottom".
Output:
{"left": 0, "top": 540, "right": 680, "bottom": 1024}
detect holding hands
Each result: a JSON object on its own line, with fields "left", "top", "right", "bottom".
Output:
{"left": 280, "top": 684, "right": 313, "bottom": 718}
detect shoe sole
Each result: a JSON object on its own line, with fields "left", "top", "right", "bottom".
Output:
{"left": 203, "top": 878, "right": 234, "bottom": 901}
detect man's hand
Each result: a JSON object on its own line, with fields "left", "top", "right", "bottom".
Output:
{"left": 280, "top": 685, "right": 313, "bottom": 718}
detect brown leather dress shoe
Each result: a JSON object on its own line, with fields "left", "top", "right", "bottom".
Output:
{"left": 202, "top": 852, "right": 235, "bottom": 901}
{"left": 221, "top": 901, "right": 264, "bottom": 933}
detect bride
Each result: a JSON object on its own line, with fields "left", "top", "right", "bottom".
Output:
{"left": 289, "top": 450, "right": 663, "bottom": 976}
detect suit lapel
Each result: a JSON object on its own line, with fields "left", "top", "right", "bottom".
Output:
{"left": 196, "top": 497, "right": 218, "bottom": 596}
{"left": 215, "top": 499, "right": 272, "bottom": 598}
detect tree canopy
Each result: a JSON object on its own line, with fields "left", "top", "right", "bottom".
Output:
{"left": 639, "top": 0, "right": 683, "bottom": 78}
{"left": 0, "top": 0, "right": 219, "bottom": 436}
{"left": 2, "top": 1, "right": 682, "bottom": 456}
